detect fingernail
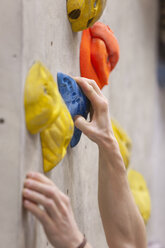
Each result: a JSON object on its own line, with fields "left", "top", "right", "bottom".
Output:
{"left": 24, "top": 200, "right": 29, "bottom": 206}
{"left": 27, "top": 172, "right": 34, "bottom": 178}
{"left": 23, "top": 189, "right": 30, "bottom": 196}
{"left": 25, "top": 179, "right": 32, "bottom": 187}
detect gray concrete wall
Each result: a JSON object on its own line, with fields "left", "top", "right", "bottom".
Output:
{"left": 0, "top": 0, "right": 22, "bottom": 246}
{"left": 0, "top": 0, "right": 164, "bottom": 247}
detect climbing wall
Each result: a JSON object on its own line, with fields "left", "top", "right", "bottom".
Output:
{"left": 0, "top": 0, "right": 164, "bottom": 247}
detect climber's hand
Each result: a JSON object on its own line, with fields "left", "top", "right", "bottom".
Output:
{"left": 73, "top": 77, "right": 115, "bottom": 147}
{"left": 23, "top": 172, "right": 83, "bottom": 248}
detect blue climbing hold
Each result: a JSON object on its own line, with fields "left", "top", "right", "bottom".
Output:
{"left": 57, "top": 72, "right": 90, "bottom": 147}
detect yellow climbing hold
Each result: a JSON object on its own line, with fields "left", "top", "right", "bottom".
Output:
{"left": 40, "top": 111, "right": 74, "bottom": 172}
{"left": 128, "top": 169, "right": 151, "bottom": 224}
{"left": 67, "top": 0, "right": 107, "bottom": 32}
{"left": 111, "top": 119, "right": 132, "bottom": 169}
{"left": 24, "top": 62, "right": 74, "bottom": 172}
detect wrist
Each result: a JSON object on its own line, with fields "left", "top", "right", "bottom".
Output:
{"left": 76, "top": 234, "right": 87, "bottom": 248}
{"left": 97, "top": 131, "right": 119, "bottom": 154}
{"left": 98, "top": 134, "right": 126, "bottom": 173}
{"left": 68, "top": 232, "right": 84, "bottom": 248}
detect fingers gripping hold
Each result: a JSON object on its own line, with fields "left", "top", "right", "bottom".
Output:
{"left": 73, "top": 77, "right": 104, "bottom": 111}
{"left": 74, "top": 115, "right": 91, "bottom": 135}
{"left": 23, "top": 173, "right": 84, "bottom": 248}
{"left": 24, "top": 179, "right": 63, "bottom": 211}
{"left": 72, "top": 77, "right": 112, "bottom": 146}
{"left": 24, "top": 200, "right": 53, "bottom": 227}
{"left": 87, "top": 79, "right": 102, "bottom": 96}
{"left": 24, "top": 175, "right": 73, "bottom": 218}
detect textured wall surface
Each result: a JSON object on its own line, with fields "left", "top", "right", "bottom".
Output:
{"left": 0, "top": 0, "right": 22, "bottom": 246}
{"left": 0, "top": 0, "right": 164, "bottom": 247}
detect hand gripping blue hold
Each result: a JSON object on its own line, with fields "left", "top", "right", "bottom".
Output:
{"left": 57, "top": 73, "right": 90, "bottom": 148}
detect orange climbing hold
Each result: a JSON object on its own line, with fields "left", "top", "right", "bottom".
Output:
{"left": 80, "top": 22, "right": 120, "bottom": 89}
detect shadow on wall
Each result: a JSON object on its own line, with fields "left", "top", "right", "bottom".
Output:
{"left": 158, "top": 0, "right": 165, "bottom": 87}
{"left": 159, "top": 87, "right": 165, "bottom": 116}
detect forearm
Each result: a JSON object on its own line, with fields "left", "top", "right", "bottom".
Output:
{"left": 98, "top": 136, "right": 147, "bottom": 248}
{"left": 73, "top": 77, "right": 147, "bottom": 248}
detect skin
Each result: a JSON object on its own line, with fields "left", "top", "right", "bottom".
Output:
{"left": 23, "top": 77, "right": 147, "bottom": 248}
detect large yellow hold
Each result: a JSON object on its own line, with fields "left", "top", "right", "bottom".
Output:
{"left": 67, "top": 0, "right": 107, "bottom": 32}
{"left": 111, "top": 119, "right": 132, "bottom": 169}
{"left": 24, "top": 62, "right": 74, "bottom": 172}
{"left": 128, "top": 169, "right": 151, "bottom": 224}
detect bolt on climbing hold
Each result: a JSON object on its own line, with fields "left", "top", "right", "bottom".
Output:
{"left": 67, "top": 0, "right": 107, "bottom": 32}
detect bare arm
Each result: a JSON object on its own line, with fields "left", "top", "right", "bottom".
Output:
{"left": 98, "top": 140, "right": 147, "bottom": 248}
{"left": 23, "top": 76, "right": 146, "bottom": 248}
{"left": 74, "top": 77, "right": 147, "bottom": 248}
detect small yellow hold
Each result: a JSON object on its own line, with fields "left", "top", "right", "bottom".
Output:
{"left": 67, "top": 0, "right": 107, "bottom": 32}
{"left": 111, "top": 119, "right": 132, "bottom": 169}
{"left": 128, "top": 169, "right": 151, "bottom": 224}
{"left": 24, "top": 62, "right": 74, "bottom": 172}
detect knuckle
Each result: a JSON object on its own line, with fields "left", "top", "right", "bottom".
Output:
{"left": 103, "top": 96, "right": 109, "bottom": 105}
{"left": 90, "top": 79, "right": 96, "bottom": 86}
{"left": 46, "top": 199, "right": 54, "bottom": 209}
{"left": 64, "top": 195, "right": 70, "bottom": 206}
{"left": 41, "top": 211, "right": 47, "bottom": 222}
{"left": 60, "top": 193, "right": 70, "bottom": 205}
{"left": 61, "top": 204, "right": 68, "bottom": 217}
{"left": 46, "top": 187, "right": 55, "bottom": 198}
{"left": 100, "top": 98, "right": 109, "bottom": 110}
{"left": 87, "top": 84, "right": 93, "bottom": 93}
{"left": 60, "top": 192, "right": 67, "bottom": 199}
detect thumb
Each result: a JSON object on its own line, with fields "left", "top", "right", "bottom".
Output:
{"left": 74, "top": 115, "right": 91, "bottom": 136}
